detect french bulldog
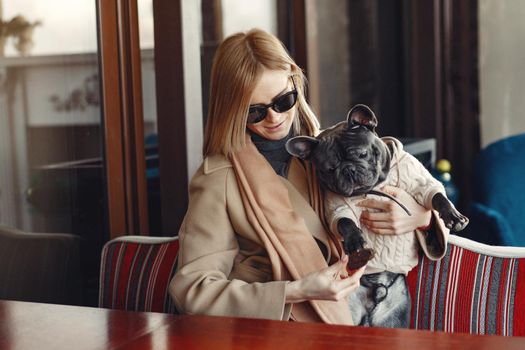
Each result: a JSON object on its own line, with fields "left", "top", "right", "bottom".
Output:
{"left": 286, "top": 104, "right": 469, "bottom": 270}
{"left": 286, "top": 104, "right": 469, "bottom": 327}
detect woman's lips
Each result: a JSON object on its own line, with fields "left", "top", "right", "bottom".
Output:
{"left": 265, "top": 120, "right": 285, "bottom": 131}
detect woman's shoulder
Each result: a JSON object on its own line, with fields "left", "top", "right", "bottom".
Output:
{"left": 190, "top": 154, "right": 234, "bottom": 188}
{"left": 203, "top": 153, "right": 233, "bottom": 174}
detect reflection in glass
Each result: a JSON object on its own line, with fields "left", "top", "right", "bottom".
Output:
{"left": 221, "top": 0, "right": 277, "bottom": 37}
{"left": 0, "top": 0, "right": 105, "bottom": 305}
{"left": 1, "top": 1, "right": 97, "bottom": 57}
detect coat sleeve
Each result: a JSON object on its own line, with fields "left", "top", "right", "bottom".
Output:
{"left": 169, "top": 166, "right": 289, "bottom": 320}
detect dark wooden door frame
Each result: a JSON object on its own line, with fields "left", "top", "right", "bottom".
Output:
{"left": 97, "top": 0, "right": 149, "bottom": 238}
{"left": 152, "top": 0, "right": 187, "bottom": 236}
{"left": 153, "top": 0, "right": 204, "bottom": 236}
{"left": 277, "top": 0, "right": 321, "bottom": 114}
{"left": 201, "top": 0, "right": 223, "bottom": 127}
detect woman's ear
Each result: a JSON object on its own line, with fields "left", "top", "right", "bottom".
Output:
{"left": 285, "top": 136, "right": 319, "bottom": 159}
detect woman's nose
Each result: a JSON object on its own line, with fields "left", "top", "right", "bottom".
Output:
{"left": 265, "top": 109, "right": 281, "bottom": 123}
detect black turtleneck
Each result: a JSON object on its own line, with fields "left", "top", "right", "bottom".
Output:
{"left": 250, "top": 130, "right": 293, "bottom": 177}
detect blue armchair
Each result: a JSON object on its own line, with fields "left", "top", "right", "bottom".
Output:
{"left": 460, "top": 133, "right": 525, "bottom": 246}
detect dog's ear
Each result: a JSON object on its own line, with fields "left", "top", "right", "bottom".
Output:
{"left": 285, "top": 136, "right": 319, "bottom": 159}
{"left": 346, "top": 104, "right": 378, "bottom": 131}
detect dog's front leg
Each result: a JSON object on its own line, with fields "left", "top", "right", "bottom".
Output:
{"left": 431, "top": 193, "right": 469, "bottom": 232}
{"left": 337, "top": 217, "right": 375, "bottom": 270}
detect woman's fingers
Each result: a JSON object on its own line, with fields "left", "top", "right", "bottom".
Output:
{"left": 362, "top": 216, "right": 418, "bottom": 235}
{"left": 334, "top": 266, "right": 365, "bottom": 294}
{"left": 358, "top": 191, "right": 420, "bottom": 234}
{"left": 379, "top": 185, "right": 399, "bottom": 197}
{"left": 359, "top": 204, "right": 401, "bottom": 233}
{"left": 325, "top": 254, "right": 349, "bottom": 279}
{"left": 287, "top": 257, "right": 365, "bottom": 303}
{"left": 361, "top": 218, "right": 392, "bottom": 229}
{"left": 357, "top": 198, "right": 391, "bottom": 211}
{"left": 363, "top": 227, "right": 395, "bottom": 235}
{"left": 360, "top": 210, "right": 391, "bottom": 221}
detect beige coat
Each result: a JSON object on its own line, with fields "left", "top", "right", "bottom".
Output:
{"left": 170, "top": 152, "right": 448, "bottom": 321}
{"left": 170, "top": 154, "right": 336, "bottom": 321}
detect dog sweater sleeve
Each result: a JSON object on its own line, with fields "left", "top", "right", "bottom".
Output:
{"left": 324, "top": 191, "right": 360, "bottom": 238}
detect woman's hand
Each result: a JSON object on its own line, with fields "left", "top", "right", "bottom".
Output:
{"left": 357, "top": 185, "right": 432, "bottom": 235}
{"left": 285, "top": 255, "right": 365, "bottom": 303}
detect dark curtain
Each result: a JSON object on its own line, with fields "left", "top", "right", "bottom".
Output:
{"left": 405, "top": 0, "right": 480, "bottom": 211}
{"left": 344, "top": 0, "right": 480, "bottom": 210}
{"left": 278, "top": 0, "right": 481, "bottom": 211}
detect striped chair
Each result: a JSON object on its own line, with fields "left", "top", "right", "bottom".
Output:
{"left": 407, "top": 234, "right": 525, "bottom": 336}
{"left": 99, "top": 236, "right": 179, "bottom": 313}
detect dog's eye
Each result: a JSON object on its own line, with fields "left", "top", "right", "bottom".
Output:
{"left": 324, "top": 162, "right": 337, "bottom": 173}
{"left": 359, "top": 151, "right": 368, "bottom": 159}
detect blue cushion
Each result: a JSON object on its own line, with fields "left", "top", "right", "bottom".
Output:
{"left": 459, "top": 202, "right": 515, "bottom": 246}
{"left": 471, "top": 133, "right": 525, "bottom": 246}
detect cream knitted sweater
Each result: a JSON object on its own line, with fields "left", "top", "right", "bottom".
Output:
{"left": 325, "top": 137, "right": 446, "bottom": 275}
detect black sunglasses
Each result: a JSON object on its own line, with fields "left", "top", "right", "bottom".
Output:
{"left": 247, "top": 78, "right": 298, "bottom": 124}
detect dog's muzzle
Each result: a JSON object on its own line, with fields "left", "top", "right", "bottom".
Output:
{"left": 342, "top": 165, "right": 356, "bottom": 181}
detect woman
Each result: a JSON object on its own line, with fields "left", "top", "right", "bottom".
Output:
{"left": 169, "top": 29, "right": 443, "bottom": 324}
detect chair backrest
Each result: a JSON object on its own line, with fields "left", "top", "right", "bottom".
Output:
{"left": 407, "top": 234, "right": 525, "bottom": 336}
{"left": 99, "top": 236, "right": 179, "bottom": 313}
{"left": 0, "top": 225, "right": 81, "bottom": 305}
{"left": 469, "top": 133, "right": 525, "bottom": 245}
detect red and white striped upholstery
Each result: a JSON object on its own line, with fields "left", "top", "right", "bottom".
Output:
{"left": 407, "top": 235, "right": 525, "bottom": 336}
{"left": 99, "top": 233, "right": 525, "bottom": 336}
{"left": 99, "top": 236, "right": 179, "bottom": 313}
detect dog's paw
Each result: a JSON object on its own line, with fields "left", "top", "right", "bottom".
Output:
{"left": 347, "top": 248, "right": 375, "bottom": 270}
{"left": 440, "top": 210, "right": 469, "bottom": 232}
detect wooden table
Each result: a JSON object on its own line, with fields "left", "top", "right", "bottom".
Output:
{"left": 1, "top": 300, "right": 524, "bottom": 350}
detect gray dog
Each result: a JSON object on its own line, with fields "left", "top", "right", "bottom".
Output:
{"left": 286, "top": 104, "right": 468, "bottom": 327}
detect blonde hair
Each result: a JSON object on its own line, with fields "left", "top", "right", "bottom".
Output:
{"left": 203, "top": 28, "right": 320, "bottom": 156}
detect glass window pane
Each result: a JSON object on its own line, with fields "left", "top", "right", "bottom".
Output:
{"left": 221, "top": 0, "right": 277, "bottom": 36}
{"left": 479, "top": 0, "right": 525, "bottom": 147}
{"left": 0, "top": 0, "right": 105, "bottom": 306}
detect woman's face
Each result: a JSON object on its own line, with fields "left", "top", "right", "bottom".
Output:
{"left": 246, "top": 69, "right": 296, "bottom": 141}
